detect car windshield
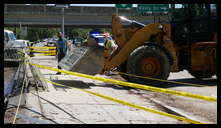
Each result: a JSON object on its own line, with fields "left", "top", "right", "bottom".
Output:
{"left": 96, "top": 36, "right": 113, "bottom": 44}
{"left": 107, "top": 37, "right": 113, "bottom": 40}
{"left": 8, "top": 32, "right": 16, "bottom": 40}
{"left": 98, "top": 38, "right": 105, "bottom": 43}
{"left": 76, "top": 38, "right": 82, "bottom": 42}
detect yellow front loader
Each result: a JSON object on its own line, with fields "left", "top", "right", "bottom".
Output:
{"left": 102, "top": 14, "right": 177, "bottom": 83}
{"left": 60, "top": 4, "right": 217, "bottom": 84}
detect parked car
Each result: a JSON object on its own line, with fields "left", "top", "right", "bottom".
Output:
{"left": 89, "top": 31, "right": 113, "bottom": 46}
{"left": 70, "top": 37, "right": 83, "bottom": 46}
{"left": 4, "top": 29, "right": 29, "bottom": 62}
{"left": 47, "top": 39, "right": 57, "bottom": 47}
{"left": 4, "top": 29, "right": 28, "bottom": 48}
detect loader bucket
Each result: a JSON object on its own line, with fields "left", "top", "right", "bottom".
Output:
{"left": 58, "top": 38, "right": 105, "bottom": 75}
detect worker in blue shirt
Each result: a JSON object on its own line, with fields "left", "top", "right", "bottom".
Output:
{"left": 56, "top": 32, "right": 67, "bottom": 74}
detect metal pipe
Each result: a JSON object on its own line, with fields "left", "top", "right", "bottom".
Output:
{"left": 119, "top": 16, "right": 132, "bottom": 23}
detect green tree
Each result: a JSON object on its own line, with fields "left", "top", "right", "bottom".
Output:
{"left": 71, "top": 29, "right": 79, "bottom": 37}
{"left": 25, "top": 27, "right": 59, "bottom": 41}
{"left": 67, "top": 28, "right": 92, "bottom": 39}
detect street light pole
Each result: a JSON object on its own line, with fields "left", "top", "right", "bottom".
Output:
{"left": 62, "top": 7, "right": 64, "bottom": 38}
{"left": 55, "top": 4, "right": 70, "bottom": 38}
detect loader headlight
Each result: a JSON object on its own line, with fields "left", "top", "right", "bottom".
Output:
{"left": 158, "top": 24, "right": 163, "bottom": 29}
{"left": 119, "top": 16, "right": 132, "bottom": 23}
{"left": 119, "top": 16, "right": 127, "bottom": 20}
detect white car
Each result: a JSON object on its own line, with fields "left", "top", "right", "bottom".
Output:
{"left": 4, "top": 29, "right": 28, "bottom": 48}
{"left": 4, "top": 29, "right": 29, "bottom": 61}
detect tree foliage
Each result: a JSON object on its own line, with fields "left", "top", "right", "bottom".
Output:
{"left": 66, "top": 28, "right": 92, "bottom": 39}
{"left": 27, "top": 28, "right": 59, "bottom": 41}
{"left": 5, "top": 27, "right": 112, "bottom": 41}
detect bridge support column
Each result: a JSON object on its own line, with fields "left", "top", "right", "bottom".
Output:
{"left": 5, "top": 4, "right": 7, "bottom": 13}
{"left": 44, "top": 5, "right": 46, "bottom": 13}
{"left": 81, "top": 6, "right": 84, "bottom": 14}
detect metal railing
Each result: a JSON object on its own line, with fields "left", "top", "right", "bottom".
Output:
{"left": 4, "top": 47, "right": 26, "bottom": 62}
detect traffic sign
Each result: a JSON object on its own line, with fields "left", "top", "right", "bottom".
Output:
{"left": 137, "top": 4, "right": 169, "bottom": 13}
{"left": 116, "top": 4, "right": 132, "bottom": 8}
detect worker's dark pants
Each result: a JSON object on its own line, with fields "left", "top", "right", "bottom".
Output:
{"left": 57, "top": 53, "right": 65, "bottom": 69}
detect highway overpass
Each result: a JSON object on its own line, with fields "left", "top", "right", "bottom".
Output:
{"left": 4, "top": 4, "right": 169, "bottom": 28}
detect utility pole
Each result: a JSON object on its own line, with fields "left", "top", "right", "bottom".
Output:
{"left": 55, "top": 4, "right": 70, "bottom": 38}
{"left": 62, "top": 7, "right": 64, "bottom": 38}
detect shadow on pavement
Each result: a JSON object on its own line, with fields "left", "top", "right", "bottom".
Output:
{"left": 138, "top": 77, "right": 217, "bottom": 88}
{"left": 170, "top": 78, "right": 217, "bottom": 86}
{"left": 51, "top": 79, "right": 133, "bottom": 90}
{"left": 51, "top": 74, "right": 217, "bottom": 91}
{"left": 110, "top": 75, "right": 217, "bottom": 89}
{"left": 51, "top": 80, "right": 91, "bottom": 89}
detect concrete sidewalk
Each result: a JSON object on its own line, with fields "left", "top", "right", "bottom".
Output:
{"left": 21, "top": 55, "right": 186, "bottom": 124}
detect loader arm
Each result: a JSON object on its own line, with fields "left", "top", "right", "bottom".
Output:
{"left": 111, "top": 14, "right": 127, "bottom": 49}
{"left": 103, "top": 21, "right": 162, "bottom": 71}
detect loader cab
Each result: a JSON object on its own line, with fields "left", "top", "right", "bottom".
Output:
{"left": 170, "top": 4, "right": 217, "bottom": 45}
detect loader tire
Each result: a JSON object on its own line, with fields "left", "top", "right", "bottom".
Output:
{"left": 127, "top": 45, "right": 170, "bottom": 85}
{"left": 188, "top": 70, "right": 214, "bottom": 79}
{"left": 117, "top": 61, "right": 130, "bottom": 81}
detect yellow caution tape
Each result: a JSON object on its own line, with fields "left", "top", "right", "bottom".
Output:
{"left": 32, "top": 53, "right": 57, "bottom": 56}
{"left": 28, "top": 46, "right": 56, "bottom": 49}
{"left": 117, "top": 71, "right": 209, "bottom": 87}
{"left": 26, "top": 62, "right": 217, "bottom": 102}
{"left": 29, "top": 50, "right": 56, "bottom": 53}
{"left": 41, "top": 78, "right": 205, "bottom": 124}
{"left": 16, "top": 51, "right": 25, "bottom": 55}
{"left": 13, "top": 51, "right": 29, "bottom": 61}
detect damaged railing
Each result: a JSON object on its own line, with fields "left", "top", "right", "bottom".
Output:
{"left": 4, "top": 47, "right": 26, "bottom": 62}
{"left": 4, "top": 47, "right": 28, "bottom": 118}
